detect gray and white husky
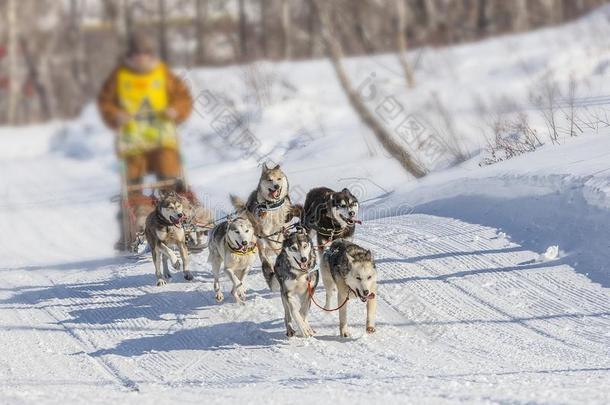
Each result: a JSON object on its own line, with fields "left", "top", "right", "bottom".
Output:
{"left": 231, "top": 163, "right": 297, "bottom": 291}
{"left": 274, "top": 228, "right": 318, "bottom": 338}
{"left": 144, "top": 191, "right": 192, "bottom": 286}
{"left": 303, "top": 187, "right": 360, "bottom": 249}
{"left": 207, "top": 216, "right": 257, "bottom": 304}
{"left": 321, "top": 240, "right": 377, "bottom": 337}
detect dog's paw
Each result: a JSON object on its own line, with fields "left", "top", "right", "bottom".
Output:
{"left": 233, "top": 286, "right": 246, "bottom": 302}
{"left": 215, "top": 291, "right": 224, "bottom": 302}
{"left": 156, "top": 279, "right": 167, "bottom": 287}
{"left": 183, "top": 271, "right": 193, "bottom": 281}
{"left": 286, "top": 327, "right": 296, "bottom": 338}
{"left": 340, "top": 329, "right": 351, "bottom": 338}
{"left": 366, "top": 326, "right": 376, "bottom": 334}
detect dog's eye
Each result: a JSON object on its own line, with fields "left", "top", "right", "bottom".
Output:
{"left": 290, "top": 246, "right": 298, "bottom": 251}
{"left": 245, "top": 229, "right": 250, "bottom": 233}
{"left": 356, "top": 276, "right": 362, "bottom": 281}
{"left": 368, "top": 275, "right": 372, "bottom": 280}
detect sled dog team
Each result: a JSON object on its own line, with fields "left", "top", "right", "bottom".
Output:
{"left": 145, "top": 163, "right": 377, "bottom": 338}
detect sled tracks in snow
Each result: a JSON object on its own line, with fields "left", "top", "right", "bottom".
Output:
{"left": 1, "top": 214, "right": 609, "bottom": 402}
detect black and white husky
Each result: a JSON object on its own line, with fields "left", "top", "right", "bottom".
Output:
{"left": 303, "top": 187, "right": 360, "bottom": 249}
{"left": 231, "top": 163, "right": 297, "bottom": 291}
{"left": 274, "top": 228, "right": 318, "bottom": 337}
{"left": 321, "top": 240, "right": 377, "bottom": 337}
{"left": 207, "top": 216, "right": 257, "bottom": 304}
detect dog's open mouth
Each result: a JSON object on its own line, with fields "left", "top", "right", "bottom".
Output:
{"left": 268, "top": 188, "right": 282, "bottom": 200}
{"left": 356, "top": 289, "right": 376, "bottom": 302}
{"left": 170, "top": 215, "right": 184, "bottom": 225}
{"left": 238, "top": 242, "right": 254, "bottom": 253}
{"left": 293, "top": 258, "right": 309, "bottom": 271}
{"left": 340, "top": 214, "right": 362, "bottom": 226}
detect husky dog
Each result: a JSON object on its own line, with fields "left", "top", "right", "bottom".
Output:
{"left": 303, "top": 187, "right": 360, "bottom": 249}
{"left": 231, "top": 163, "right": 294, "bottom": 291}
{"left": 274, "top": 228, "right": 318, "bottom": 337}
{"left": 207, "top": 216, "right": 257, "bottom": 304}
{"left": 144, "top": 191, "right": 193, "bottom": 286}
{"left": 321, "top": 240, "right": 377, "bottom": 337}
{"left": 184, "top": 203, "right": 213, "bottom": 252}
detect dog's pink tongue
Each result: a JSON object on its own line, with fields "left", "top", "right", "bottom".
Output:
{"left": 367, "top": 292, "right": 376, "bottom": 299}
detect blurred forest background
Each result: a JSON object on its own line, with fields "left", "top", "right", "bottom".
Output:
{"left": 1, "top": 0, "right": 609, "bottom": 125}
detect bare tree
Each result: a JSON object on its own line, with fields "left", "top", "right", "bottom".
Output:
{"left": 513, "top": 0, "right": 529, "bottom": 31}
{"left": 311, "top": 0, "right": 426, "bottom": 178}
{"left": 307, "top": 0, "right": 316, "bottom": 57}
{"left": 530, "top": 75, "right": 561, "bottom": 144}
{"left": 6, "top": 0, "right": 19, "bottom": 124}
{"left": 562, "top": 74, "right": 582, "bottom": 137}
{"left": 238, "top": 0, "right": 248, "bottom": 60}
{"left": 260, "top": 0, "right": 268, "bottom": 58}
{"left": 396, "top": 0, "right": 415, "bottom": 87}
{"left": 67, "top": 0, "right": 90, "bottom": 99}
{"left": 281, "top": 0, "right": 292, "bottom": 59}
{"left": 422, "top": 0, "right": 442, "bottom": 42}
{"left": 20, "top": 37, "right": 51, "bottom": 120}
{"left": 158, "top": 0, "right": 169, "bottom": 62}
{"left": 195, "top": 0, "right": 208, "bottom": 65}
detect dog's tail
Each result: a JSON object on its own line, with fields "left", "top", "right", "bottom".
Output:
{"left": 230, "top": 194, "right": 247, "bottom": 212}
{"left": 288, "top": 203, "right": 305, "bottom": 226}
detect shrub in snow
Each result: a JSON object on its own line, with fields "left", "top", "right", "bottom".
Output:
{"left": 480, "top": 113, "right": 543, "bottom": 166}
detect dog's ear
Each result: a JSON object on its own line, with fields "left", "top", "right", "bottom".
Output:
{"left": 345, "top": 250, "right": 354, "bottom": 265}
{"left": 158, "top": 189, "right": 169, "bottom": 200}
{"left": 263, "top": 161, "right": 280, "bottom": 171}
{"left": 342, "top": 188, "right": 350, "bottom": 193}
{"left": 365, "top": 249, "right": 373, "bottom": 261}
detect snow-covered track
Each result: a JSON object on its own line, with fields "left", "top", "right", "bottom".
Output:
{"left": 1, "top": 213, "right": 608, "bottom": 403}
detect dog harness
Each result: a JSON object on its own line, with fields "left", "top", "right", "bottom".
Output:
{"left": 253, "top": 197, "right": 286, "bottom": 218}
{"left": 225, "top": 240, "right": 257, "bottom": 256}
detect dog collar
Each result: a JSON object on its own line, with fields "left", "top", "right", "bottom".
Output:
{"left": 225, "top": 240, "right": 257, "bottom": 256}
{"left": 256, "top": 197, "right": 286, "bottom": 212}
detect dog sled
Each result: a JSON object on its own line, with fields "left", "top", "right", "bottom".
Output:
{"left": 116, "top": 167, "right": 212, "bottom": 254}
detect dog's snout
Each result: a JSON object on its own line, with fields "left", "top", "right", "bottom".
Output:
{"left": 241, "top": 240, "right": 248, "bottom": 246}
{"left": 300, "top": 257, "right": 307, "bottom": 263}
{"left": 273, "top": 184, "right": 280, "bottom": 190}
{"left": 362, "top": 289, "right": 369, "bottom": 296}
{"left": 177, "top": 213, "right": 184, "bottom": 218}
{"left": 349, "top": 210, "right": 355, "bottom": 217}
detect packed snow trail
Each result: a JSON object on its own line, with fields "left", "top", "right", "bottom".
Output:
{"left": 1, "top": 207, "right": 608, "bottom": 403}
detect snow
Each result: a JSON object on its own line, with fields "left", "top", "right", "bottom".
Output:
{"left": 2, "top": 7, "right": 610, "bottom": 405}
